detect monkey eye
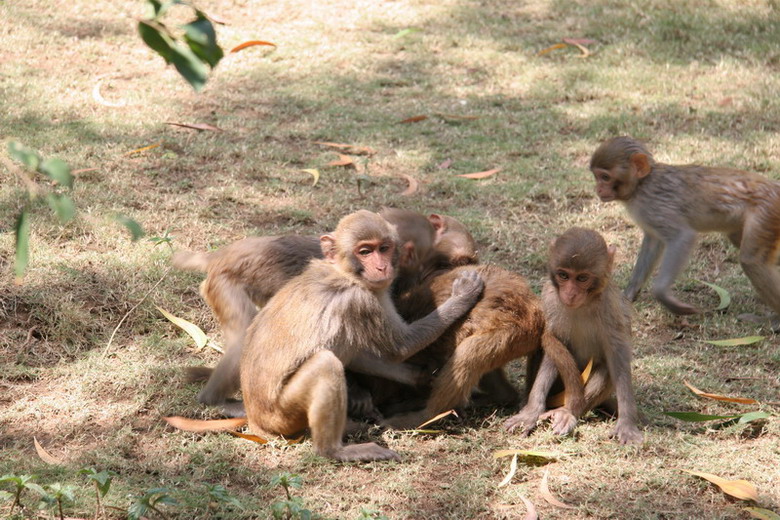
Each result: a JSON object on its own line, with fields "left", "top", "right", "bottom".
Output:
{"left": 357, "top": 247, "right": 373, "bottom": 256}
{"left": 600, "top": 173, "right": 611, "bottom": 182}
{"left": 378, "top": 243, "right": 392, "bottom": 253}
{"left": 576, "top": 274, "right": 590, "bottom": 283}
{"left": 557, "top": 271, "right": 569, "bottom": 280}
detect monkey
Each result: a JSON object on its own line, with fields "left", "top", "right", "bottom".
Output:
{"left": 239, "top": 210, "right": 484, "bottom": 461}
{"left": 172, "top": 209, "right": 477, "bottom": 409}
{"left": 373, "top": 263, "right": 586, "bottom": 430}
{"left": 504, "top": 228, "right": 643, "bottom": 445}
{"left": 590, "top": 136, "right": 780, "bottom": 321}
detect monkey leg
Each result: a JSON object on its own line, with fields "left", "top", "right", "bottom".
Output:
{"left": 739, "top": 213, "right": 780, "bottom": 321}
{"left": 625, "top": 234, "right": 663, "bottom": 302}
{"left": 475, "top": 369, "right": 519, "bottom": 406}
{"left": 259, "top": 350, "right": 399, "bottom": 462}
{"left": 651, "top": 230, "right": 700, "bottom": 315}
{"left": 197, "top": 276, "right": 257, "bottom": 405}
{"left": 539, "top": 366, "right": 612, "bottom": 436}
{"left": 505, "top": 354, "right": 557, "bottom": 435}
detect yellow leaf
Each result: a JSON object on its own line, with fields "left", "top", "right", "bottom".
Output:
{"left": 312, "top": 142, "right": 376, "bottom": 155}
{"left": 230, "top": 40, "right": 277, "bottom": 53}
{"left": 34, "top": 437, "right": 63, "bottom": 465}
{"left": 399, "top": 173, "right": 419, "bottom": 196}
{"left": 301, "top": 168, "right": 320, "bottom": 186}
{"left": 124, "top": 142, "right": 161, "bottom": 156}
{"left": 680, "top": 469, "right": 759, "bottom": 501}
{"left": 562, "top": 38, "right": 592, "bottom": 58}
{"left": 683, "top": 380, "right": 758, "bottom": 405}
{"left": 548, "top": 359, "right": 593, "bottom": 407}
{"left": 540, "top": 469, "right": 575, "bottom": 509}
{"left": 519, "top": 494, "right": 538, "bottom": 520}
{"left": 498, "top": 454, "right": 518, "bottom": 488}
{"left": 165, "top": 122, "right": 222, "bottom": 132}
{"left": 416, "top": 409, "right": 457, "bottom": 429}
{"left": 227, "top": 430, "right": 269, "bottom": 444}
{"left": 745, "top": 507, "right": 780, "bottom": 520}
{"left": 164, "top": 416, "right": 248, "bottom": 432}
{"left": 157, "top": 306, "right": 208, "bottom": 348}
{"left": 493, "top": 449, "right": 559, "bottom": 461}
{"left": 537, "top": 43, "right": 567, "bottom": 56}
{"left": 457, "top": 167, "right": 501, "bottom": 179}
{"left": 434, "top": 113, "right": 480, "bottom": 121}
{"left": 327, "top": 153, "right": 356, "bottom": 168}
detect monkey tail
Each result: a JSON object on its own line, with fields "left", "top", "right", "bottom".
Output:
{"left": 172, "top": 250, "right": 211, "bottom": 272}
{"left": 541, "top": 330, "right": 586, "bottom": 417}
{"left": 185, "top": 365, "right": 214, "bottom": 382}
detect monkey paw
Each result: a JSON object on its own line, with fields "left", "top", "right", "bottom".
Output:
{"left": 334, "top": 442, "right": 401, "bottom": 462}
{"left": 504, "top": 407, "right": 541, "bottom": 436}
{"left": 450, "top": 269, "right": 485, "bottom": 302}
{"left": 540, "top": 407, "right": 577, "bottom": 436}
{"left": 611, "top": 421, "right": 643, "bottom": 445}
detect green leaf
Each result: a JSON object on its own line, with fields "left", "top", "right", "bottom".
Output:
{"left": 704, "top": 336, "right": 765, "bottom": 347}
{"left": 38, "top": 158, "right": 74, "bottom": 188}
{"left": 114, "top": 214, "right": 145, "bottom": 241}
{"left": 46, "top": 194, "right": 76, "bottom": 223}
{"left": 664, "top": 411, "right": 743, "bottom": 422}
{"left": 79, "top": 468, "right": 113, "bottom": 496}
{"left": 393, "top": 28, "right": 421, "bottom": 39}
{"left": 745, "top": 507, "right": 780, "bottom": 520}
{"left": 169, "top": 43, "right": 210, "bottom": 91}
{"left": 8, "top": 141, "right": 41, "bottom": 170}
{"left": 184, "top": 14, "right": 223, "bottom": 68}
{"left": 0, "top": 490, "right": 12, "bottom": 501}
{"left": 157, "top": 306, "right": 208, "bottom": 348}
{"left": 697, "top": 280, "right": 731, "bottom": 310}
{"left": 738, "top": 411, "right": 772, "bottom": 424}
{"left": 14, "top": 210, "right": 31, "bottom": 279}
{"left": 138, "top": 21, "right": 175, "bottom": 63}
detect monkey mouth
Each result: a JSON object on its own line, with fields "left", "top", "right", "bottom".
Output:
{"left": 598, "top": 194, "right": 616, "bottom": 202}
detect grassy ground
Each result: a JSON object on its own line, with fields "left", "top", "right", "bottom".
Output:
{"left": 1, "top": 0, "right": 779, "bottom": 518}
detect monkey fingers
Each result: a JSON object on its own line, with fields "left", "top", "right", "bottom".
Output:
{"left": 449, "top": 269, "right": 485, "bottom": 304}
{"left": 539, "top": 407, "right": 577, "bottom": 436}
{"left": 610, "top": 420, "right": 643, "bottom": 445}
{"left": 503, "top": 406, "right": 544, "bottom": 436}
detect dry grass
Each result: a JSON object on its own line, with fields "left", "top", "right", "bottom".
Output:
{"left": 1, "top": 0, "right": 779, "bottom": 518}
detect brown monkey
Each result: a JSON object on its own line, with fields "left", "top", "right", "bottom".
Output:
{"left": 505, "top": 228, "right": 643, "bottom": 445}
{"left": 379, "top": 263, "right": 586, "bottom": 430}
{"left": 591, "top": 136, "right": 780, "bottom": 318}
{"left": 173, "top": 209, "right": 476, "bottom": 408}
{"left": 239, "top": 210, "right": 484, "bottom": 461}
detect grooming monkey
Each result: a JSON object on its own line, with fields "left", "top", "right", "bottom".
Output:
{"left": 505, "top": 228, "right": 643, "bottom": 445}
{"left": 591, "top": 136, "right": 780, "bottom": 322}
{"left": 239, "top": 210, "right": 484, "bottom": 461}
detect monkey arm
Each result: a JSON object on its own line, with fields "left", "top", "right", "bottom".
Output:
{"left": 348, "top": 353, "right": 426, "bottom": 386}
{"left": 603, "top": 334, "right": 643, "bottom": 445}
{"left": 504, "top": 354, "right": 558, "bottom": 435}
{"left": 650, "top": 229, "right": 699, "bottom": 315}
{"left": 624, "top": 234, "right": 663, "bottom": 301}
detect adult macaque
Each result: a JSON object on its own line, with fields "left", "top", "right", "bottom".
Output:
{"left": 239, "top": 210, "right": 484, "bottom": 461}
{"left": 380, "top": 264, "right": 586, "bottom": 430}
{"left": 173, "top": 208, "right": 473, "bottom": 408}
{"left": 590, "top": 136, "right": 780, "bottom": 318}
{"left": 505, "top": 228, "right": 643, "bottom": 445}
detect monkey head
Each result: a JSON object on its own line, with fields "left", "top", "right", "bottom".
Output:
{"left": 590, "top": 136, "right": 654, "bottom": 202}
{"left": 320, "top": 210, "right": 400, "bottom": 291}
{"left": 549, "top": 227, "right": 615, "bottom": 309}
{"left": 429, "top": 214, "right": 479, "bottom": 267}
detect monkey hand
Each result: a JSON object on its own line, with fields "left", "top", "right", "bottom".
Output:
{"left": 540, "top": 407, "right": 577, "bottom": 436}
{"left": 449, "top": 269, "right": 484, "bottom": 308}
{"left": 504, "top": 405, "right": 542, "bottom": 436}
{"left": 610, "top": 419, "right": 643, "bottom": 445}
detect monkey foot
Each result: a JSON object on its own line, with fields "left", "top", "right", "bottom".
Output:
{"left": 540, "top": 407, "right": 577, "bottom": 436}
{"left": 333, "top": 442, "right": 400, "bottom": 462}
{"left": 610, "top": 421, "right": 643, "bottom": 445}
{"left": 504, "top": 407, "right": 542, "bottom": 436}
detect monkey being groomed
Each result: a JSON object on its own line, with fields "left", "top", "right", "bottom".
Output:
{"left": 591, "top": 136, "right": 780, "bottom": 327}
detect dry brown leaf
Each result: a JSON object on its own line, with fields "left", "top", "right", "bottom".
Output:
{"left": 683, "top": 380, "right": 758, "bottom": 404}
{"left": 519, "top": 495, "right": 538, "bottom": 520}
{"left": 398, "top": 115, "right": 428, "bottom": 124}
{"left": 163, "top": 416, "right": 247, "bottom": 432}
{"left": 230, "top": 40, "right": 277, "bottom": 53}
{"left": 399, "top": 173, "right": 419, "bottom": 196}
{"left": 165, "top": 122, "right": 222, "bottom": 132}
{"left": 416, "top": 409, "right": 457, "bottom": 429}
{"left": 124, "top": 142, "right": 161, "bottom": 156}
{"left": 327, "top": 154, "right": 356, "bottom": 168}
{"left": 437, "top": 158, "right": 453, "bottom": 169}
{"left": 227, "top": 430, "right": 269, "bottom": 444}
{"left": 313, "top": 141, "right": 377, "bottom": 155}
{"left": 435, "top": 113, "right": 480, "bottom": 120}
{"left": 34, "top": 437, "right": 63, "bottom": 465}
{"left": 680, "top": 469, "right": 759, "bottom": 501}
{"left": 457, "top": 167, "right": 501, "bottom": 179}
{"left": 548, "top": 358, "right": 593, "bottom": 407}
{"left": 537, "top": 43, "right": 567, "bottom": 56}
{"left": 540, "top": 469, "right": 575, "bottom": 509}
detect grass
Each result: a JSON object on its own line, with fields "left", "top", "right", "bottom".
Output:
{"left": 1, "top": 0, "right": 779, "bottom": 518}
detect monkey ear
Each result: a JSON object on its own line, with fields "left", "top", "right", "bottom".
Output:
{"left": 320, "top": 235, "right": 337, "bottom": 261}
{"left": 606, "top": 244, "right": 617, "bottom": 272}
{"left": 400, "top": 241, "right": 417, "bottom": 268}
{"left": 630, "top": 153, "right": 651, "bottom": 178}
{"left": 428, "top": 214, "right": 446, "bottom": 232}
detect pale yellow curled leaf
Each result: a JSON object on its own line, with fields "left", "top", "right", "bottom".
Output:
{"left": 744, "top": 507, "right": 780, "bottom": 520}
{"left": 680, "top": 469, "right": 759, "bottom": 501}
{"left": 498, "top": 453, "right": 518, "bottom": 488}
{"left": 548, "top": 358, "right": 593, "bottom": 407}
{"left": 327, "top": 153, "right": 356, "bottom": 168}
{"left": 34, "top": 437, "right": 63, "bottom": 465}
{"left": 164, "top": 416, "right": 247, "bottom": 432}
{"left": 416, "top": 409, "right": 457, "bottom": 429}
{"left": 683, "top": 380, "right": 758, "bottom": 405}
{"left": 301, "top": 168, "right": 320, "bottom": 187}
{"left": 457, "top": 167, "right": 501, "bottom": 179}
{"left": 540, "top": 469, "right": 575, "bottom": 509}
{"left": 519, "top": 494, "right": 538, "bottom": 520}
{"left": 704, "top": 336, "right": 765, "bottom": 347}
{"left": 493, "top": 449, "right": 559, "bottom": 461}
{"left": 156, "top": 306, "right": 208, "bottom": 348}
{"left": 537, "top": 42, "right": 567, "bottom": 56}
{"left": 399, "top": 173, "right": 419, "bottom": 196}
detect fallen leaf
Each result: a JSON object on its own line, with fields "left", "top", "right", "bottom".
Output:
{"left": 398, "top": 115, "right": 428, "bottom": 124}
{"left": 124, "top": 142, "right": 161, "bottom": 156}
{"left": 683, "top": 380, "right": 758, "bottom": 405}
{"left": 164, "top": 416, "right": 247, "bottom": 432}
{"left": 34, "top": 437, "right": 62, "bottom": 465}
{"left": 738, "top": 411, "right": 772, "bottom": 424}
{"left": 744, "top": 507, "right": 780, "bottom": 520}
{"left": 227, "top": 430, "right": 268, "bottom": 444}
{"left": 301, "top": 168, "right": 320, "bottom": 186}
{"left": 457, "top": 167, "right": 501, "bottom": 179}
{"left": 493, "top": 449, "right": 559, "bottom": 462}
{"left": 562, "top": 38, "right": 597, "bottom": 45}
{"left": 313, "top": 142, "right": 376, "bottom": 155}
{"left": 437, "top": 158, "right": 453, "bottom": 169}
{"left": 540, "top": 469, "right": 575, "bottom": 509}
{"left": 327, "top": 154, "right": 356, "bottom": 168}
{"left": 679, "top": 469, "right": 759, "bottom": 501}
{"left": 92, "top": 77, "right": 127, "bottom": 108}
{"left": 230, "top": 40, "right": 276, "bottom": 53}
{"left": 664, "top": 411, "right": 743, "bottom": 422}
{"left": 697, "top": 280, "right": 731, "bottom": 310}
{"left": 156, "top": 306, "right": 208, "bottom": 348}
{"left": 498, "top": 454, "right": 518, "bottom": 488}
{"left": 435, "top": 113, "right": 480, "bottom": 121}
{"left": 393, "top": 27, "right": 421, "bottom": 39}
{"left": 165, "top": 122, "right": 222, "bottom": 132}
{"left": 549, "top": 358, "right": 593, "bottom": 407}
{"left": 537, "top": 43, "right": 567, "bottom": 56}
{"left": 704, "top": 336, "right": 765, "bottom": 347}
{"left": 417, "top": 409, "right": 457, "bottom": 429}
{"left": 519, "top": 495, "right": 538, "bottom": 520}
{"left": 399, "top": 173, "right": 419, "bottom": 196}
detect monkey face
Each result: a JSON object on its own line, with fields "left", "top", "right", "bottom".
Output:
{"left": 592, "top": 167, "right": 622, "bottom": 202}
{"left": 553, "top": 268, "right": 594, "bottom": 309}
{"left": 354, "top": 239, "right": 396, "bottom": 290}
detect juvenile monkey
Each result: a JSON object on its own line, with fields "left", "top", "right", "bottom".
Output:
{"left": 591, "top": 136, "right": 780, "bottom": 318}
{"left": 239, "top": 210, "right": 484, "bottom": 461}
{"left": 173, "top": 209, "right": 471, "bottom": 408}
{"left": 505, "top": 228, "right": 643, "bottom": 445}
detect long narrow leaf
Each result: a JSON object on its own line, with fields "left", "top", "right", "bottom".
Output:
{"left": 697, "top": 280, "right": 731, "bottom": 310}
{"left": 156, "top": 306, "right": 208, "bottom": 348}
{"left": 704, "top": 336, "right": 764, "bottom": 347}
{"left": 497, "top": 454, "right": 518, "bottom": 488}
{"left": 14, "top": 210, "right": 31, "bottom": 279}
{"left": 683, "top": 380, "right": 758, "bottom": 404}
{"left": 664, "top": 411, "right": 743, "bottom": 422}
{"left": 680, "top": 469, "right": 758, "bottom": 501}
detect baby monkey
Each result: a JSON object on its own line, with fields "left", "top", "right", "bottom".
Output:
{"left": 505, "top": 228, "right": 643, "bottom": 445}
{"left": 591, "top": 136, "right": 780, "bottom": 323}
